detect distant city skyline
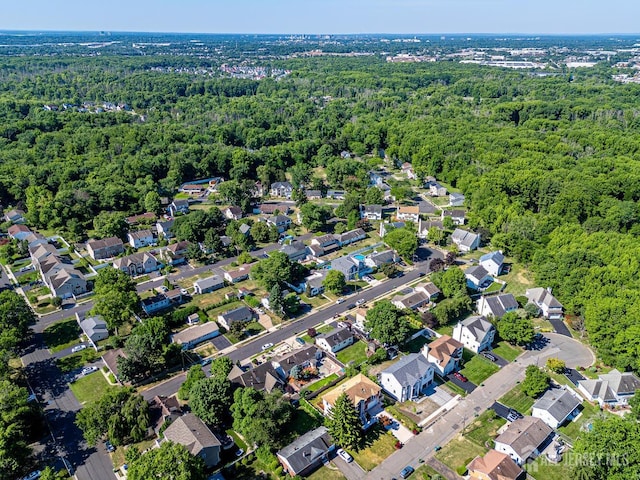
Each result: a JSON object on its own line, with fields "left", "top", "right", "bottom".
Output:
{"left": 3, "top": 0, "right": 640, "bottom": 35}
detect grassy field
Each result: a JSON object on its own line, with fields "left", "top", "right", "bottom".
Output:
{"left": 460, "top": 355, "right": 500, "bottom": 385}
{"left": 307, "top": 373, "right": 339, "bottom": 392}
{"left": 43, "top": 319, "right": 81, "bottom": 352}
{"left": 492, "top": 341, "right": 521, "bottom": 362}
{"left": 111, "top": 437, "right": 157, "bottom": 469}
{"left": 349, "top": 425, "right": 398, "bottom": 471}
{"left": 226, "top": 429, "right": 247, "bottom": 451}
{"left": 56, "top": 349, "right": 97, "bottom": 373}
{"left": 70, "top": 372, "right": 116, "bottom": 404}
{"left": 336, "top": 341, "right": 369, "bottom": 366}
{"left": 525, "top": 455, "right": 574, "bottom": 480}
{"left": 499, "top": 386, "right": 536, "bottom": 414}
{"left": 464, "top": 410, "right": 506, "bottom": 447}
{"left": 435, "top": 435, "right": 486, "bottom": 472}
{"left": 307, "top": 466, "right": 345, "bottom": 480}
{"left": 413, "top": 464, "right": 440, "bottom": 479}
{"left": 288, "top": 404, "right": 324, "bottom": 436}
{"left": 502, "top": 262, "right": 535, "bottom": 297}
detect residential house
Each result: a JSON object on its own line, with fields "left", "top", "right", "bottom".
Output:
{"left": 441, "top": 209, "right": 466, "bottom": 226}
{"left": 305, "top": 190, "right": 323, "bottom": 200}
{"left": 165, "top": 288, "right": 183, "bottom": 304}
{"left": 281, "top": 241, "right": 308, "bottom": 262}
{"left": 113, "top": 252, "right": 158, "bottom": 276}
{"left": 322, "top": 374, "right": 382, "bottom": 426}
{"left": 316, "top": 327, "right": 354, "bottom": 354}
{"left": 379, "top": 345, "right": 435, "bottom": 402}
{"left": 172, "top": 322, "right": 220, "bottom": 350}
{"left": 127, "top": 229, "right": 155, "bottom": 249}
{"left": 429, "top": 181, "right": 448, "bottom": 197}
{"left": 327, "top": 190, "right": 346, "bottom": 200}
{"left": 477, "top": 294, "right": 519, "bottom": 319}
{"left": 228, "top": 362, "right": 284, "bottom": 393}
{"left": 8, "top": 224, "right": 32, "bottom": 240}
{"left": 224, "top": 265, "right": 251, "bottom": 283}
{"left": 304, "top": 271, "right": 327, "bottom": 297}
{"left": 257, "top": 203, "right": 290, "bottom": 215}
{"left": 261, "top": 289, "right": 292, "bottom": 312}
{"left": 271, "top": 345, "right": 323, "bottom": 380}
{"left": 163, "top": 414, "right": 221, "bottom": 467}
{"left": 379, "top": 221, "right": 405, "bottom": 238}
{"left": 141, "top": 294, "right": 171, "bottom": 314}
{"left": 452, "top": 315, "right": 496, "bottom": 353}
{"left": 86, "top": 236, "right": 124, "bottom": 260}
{"left": 101, "top": 348, "right": 126, "bottom": 383}
{"left": 577, "top": 369, "right": 640, "bottom": 407}
{"left": 400, "top": 162, "right": 415, "bottom": 177}
{"left": 78, "top": 315, "right": 109, "bottom": 348}
{"left": 451, "top": 228, "right": 481, "bottom": 252}
{"left": 330, "top": 255, "right": 363, "bottom": 281}
{"left": 467, "top": 449, "right": 525, "bottom": 480}
{"left": 270, "top": 181, "right": 294, "bottom": 199}
{"left": 217, "top": 305, "right": 254, "bottom": 330}
{"left": 417, "top": 218, "right": 444, "bottom": 238}
{"left": 335, "top": 228, "right": 366, "bottom": 247}
{"left": 480, "top": 251, "right": 505, "bottom": 277}
{"left": 493, "top": 417, "right": 553, "bottom": 465}
{"left": 424, "top": 335, "right": 464, "bottom": 376}
{"left": 449, "top": 193, "right": 466, "bottom": 207}
{"left": 525, "top": 287, "right": 563, "bottom": 320}
{"left": 4, "top": 209, "right": 26, "bottom": 224}
{"left": 531, "top": 388, "right": 582, "bottom": 428}
{"left": 310, "top": 234, "right": 340, "bottom": 254}
{"left": 30, "top": 243, "right": 87, "bottom": 299}
{"left": 396, "top": 205, "right": 420, "bottom": 222}
{"left": 125, "top": 212, "right": 156, "bottom": 226}
{"left": 165, "top": 240, "right": 191, "bottom": 265}
{"left": 267, "top": 215, "right": 292, "bottom": 233}
{"left": 252, "top": 181, "right": 265, "bottom": 198}
{"left": 391, "top": 282, "right": 440, "bottom": 310}
{"left": 416, "top": 282, "right": 441, "bottom": 300}
{"left": 239, "top": 223, "right": 251, "bottom": 236}
{"left": 362, "top": 205, "right": 383, "bottom": 221}
{"left": 193, "top": 275, "right": 224, "bottom": 294}
{"left": 179, "top": 183, "right": 207, "bottom": 196}
{"left": 149, "top": 395, "right": 182, "bottom": 435}
{"left": 364, "top": 250, "right": 398, "bottom": 269}
{"left": 277, "top": 427, "right": 334, "bottom": 477}
{"left": 465, "top": 265, "right": 493, "bottom": 290}
{"left": 224, "top": 206, "right": 243, "bottom": 221}
{"left": 168, "top": 199, "right": 190, "bottom": 216}
{"left": 156, "top": 219, "right": 175, "bottom": 239}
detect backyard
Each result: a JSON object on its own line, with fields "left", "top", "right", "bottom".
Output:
{"left": 525, "top": 455, "right": 574, "bottom": 480}
{"left": 307, "top": 466, "right": 345, "bottom": 480}
{"left": 348, "top": 425, "right": 398, "bottom": 471}
{"left": 336, "top": 340, "right": 369, "bottom": 366}
{"left": 435, "top": 434, "right": 486, "bottom": 473}
{"left": 558, "top": 402, "right": 606, "bottom": 442}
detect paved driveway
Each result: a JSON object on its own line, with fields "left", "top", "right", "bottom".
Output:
{"left": 565, "top": 368, "right": 586, "bottom": 386}
{"left": 550, "top": 318, "right": 572, "bottom": 337}
{"left": 446, "top": 373, "right": 476, "bottom": 393}
{"left": 422, "top": 384, "right": 453, "bottom": 407}
{"left": 332, "top": 453, "right": 366, "bottom": 480}
{"left": 211, "top": 335, "right": 232, "bottom": 351}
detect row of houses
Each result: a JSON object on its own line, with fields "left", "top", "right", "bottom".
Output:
{"left": 29, "top": 236, "right": 88, "bottom": 299}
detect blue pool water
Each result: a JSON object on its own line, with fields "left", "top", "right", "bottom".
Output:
{"left": 354, "top": 254, "right": 365, "bottom": 261}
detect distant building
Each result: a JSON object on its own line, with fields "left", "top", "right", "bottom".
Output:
{"left": 78, "top": 315, "right": 109, "bottom": 348}
{"left": 4, "top": 209, "right": 25, "bottom": 224}
{"left": 86, "top": 236, "right": 124, "bottom": 260}
{"left": 396, "top": 205, "right": 420, "bottom": 222}
{"left": 224, "top": 206, "right": 243, "bottom": 221}
{"left": 141, "top": 294, "right": 171, "bottom": 314}
{"left": 441, "top": 209, "right": 466, "bottom": 226}
{"left": 479, "top": 251, "right": 505, "bottom": 277}
{"left": 465, "top": 265, "right": 492, "bottom": 290}
{"left": 477, "top": 294, "right": 519, "bottom": 319}
{"left": 525, "top": 287, "right": 563, "bottom": 320}
{"left": 362, "top": 205, "right": 383, "bottom": 221}
{"left": 451, "top": 228, "right": 481, "bottom": 252}
{"left": 449, "top": 193, "right": 466, "bottom": 207}
{"left": 113, "top": 252, "right": 158, "bottom": 276}
{"left": 577, "top": 369, "right": 640, "bottom": 407}
{"left": 168, "top": 199, "right": 190, "bottom": 216}
{"left": 217, "top": 306, "right": 254, "bottom": 330}
{"left": 8, "top": 224, "right": 31, "bottom": 241}
{"left": 127, "top": 229, "right": 155, "bottom": 249}
{"left": 315, "top": 327, "right": 354, "bottom": 354}
{"left": 270, "top": 181, "right": 293, "bottom": 199}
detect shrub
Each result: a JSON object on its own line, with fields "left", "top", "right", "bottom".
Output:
{"left": 307, "top": 328, "right": 317, "bottom": 337}
{"left": 456, "top": 466, "right": 468, "bottom": 475}
{"left": 274, "top": 466, "right": 284, "bottom": 476}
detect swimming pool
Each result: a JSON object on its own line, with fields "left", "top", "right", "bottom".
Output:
{"left": 354, "top": 254, "right": 366, "bottom": 261}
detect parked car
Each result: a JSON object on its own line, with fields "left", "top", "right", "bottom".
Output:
{"left": 200, "top": 358, "right": 212, "bottom": 366}
{"left": 21, "top": 471, "right": 41, "bottom": 480}
{"left": 481, "top": 352, "right": 498, "bottom": 362}
{"left": 295, "top": 337, "right": 305, "bottom": 345}
{"left": 105, "top": 440, "right": 115, "bottom": 452}
{"left": 235, "top": 448, "right": 245, "bottom": 457}
{"left": 400, "top": 465, "right": 414, "bottom": 478}
{"left": 346, "top": 304, "right": 356, "bottom": 310}
{"left": 453, "top": 372, "right": 468, "bottom": 382}
{"left": 336, "top": 297, "right": 345, "bottom": 304}
{"left": 261, "top": 343, "right": 274, "bottom": 351}
{"left": 337, "top": 448, "right": 353, "bottom": 463}
{"left": 355, "top": 299, "right": 366, "bottom": 306}
{"left": 507, "top": 409, "right": 523, "bottom": 422}
{"left": 71, "top": 344, "right": 87, "bottom": 353}
{"left": 81, "top": 366, "right": 99, "bottom": 376}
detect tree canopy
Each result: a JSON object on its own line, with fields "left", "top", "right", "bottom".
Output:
{"left": 364, "top": 300, "right": 410, "bottom": 346}
{"left": 127, "top": 441, "right": 206, "bottom": 480}
{"left": 325, "top": 393, "right": 363, "bottom": 450}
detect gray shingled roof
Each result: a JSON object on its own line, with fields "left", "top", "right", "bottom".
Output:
{"left": 533, "top": 389, "right": 581, "bottom": 423}
{"left": 482, "top": 294, "right": 518, "bottom": 318}
{"left": 495, "top": 417, "right": 553, "bottom": 461}
{"left": 194, "top": 275, "right": 223, "bottom": 291}
{"left": 466, "top": 265, "right": 490, "bottom": 282}
{"left": 277, "top": 426, "right": 333, "bottom": 475}
{"left": 381, "top": 352, "right": 433, "bottom": 387}
{"left": 317, "top": 327, "right": 353, "bottom": 348}
{"left": 451, "top": 228, "right": 480, "bottom": 248}
{"left": 163, "top": 413, "right": 220, "bottom": 455}
{"left": 460, "top": 315, "right": 493, "bottom": 340}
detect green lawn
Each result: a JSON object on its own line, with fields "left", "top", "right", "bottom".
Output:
{"left": 499, "top": 386, "right": 536, "bottom": 414}
{"left": 70, "top": 372, "right": 116, "bottom": 404}
{"left": 336, "top": 341, "right": 369, "bottom": 366}
{"left": 317, "top": 324, "right": 334, "bottom": 334}
{"left": 402, "top": 334, "right": 430, "bottom": 353}
{"left": 307, "top": 373, "right": 339, "bottom": 392}
{"left": 56, "top": 349, "right": 97, "bottom": 373}
{"left": 288, "top": 404, "right": 324, "bottom": 436}
{"left": 348, "top": 425, "right": 398, "bottom": 471}
{"left": 414, "top": 464, "right": 440, "bottom": 479}
{"left": 43, "top": 319, "right": 81, "bottom": 352}
{"left": 484, "top": 281, "right": 504, "bottom": 293}
{"left": 435, "top": 436, "right": 486, "bottom": 472}
{"left": 460, "top": 356, "right": 500, "bottom": 385}
{"left": 558, "top": 402, "right": 606, "bottom": 442}
{"left": 226, "top": 429, "right": 247, "bottom": 451}
{"left": 307, "top": 466, "right": 345, "bottom": 480}
{"left": 525, "top": 454, "right": 574, "bottom": 480}
{"left": 464, "top": 410, "right": 506, "bottom": 447}
{"left": 492, "top": 341, "right": 522, "bottom": 362}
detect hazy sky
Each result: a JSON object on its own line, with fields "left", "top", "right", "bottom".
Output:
{"left": 2, "top": 0, "right": 640, "bottom": 35}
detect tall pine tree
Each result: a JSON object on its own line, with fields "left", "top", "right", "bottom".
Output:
{"left": 326, "top": 393, "right": 363, "bottom": 450}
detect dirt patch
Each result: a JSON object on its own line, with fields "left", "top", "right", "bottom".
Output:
{"left": 396, "top": 397, "right": 441, "bottom": 424}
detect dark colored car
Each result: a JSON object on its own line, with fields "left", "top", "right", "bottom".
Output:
{"left": 400, "top": 466, "right": 414, "bottom": 478}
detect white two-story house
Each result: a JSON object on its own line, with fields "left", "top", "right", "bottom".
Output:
{"left": 379, "top": 345, "right": 435, "bottom": 402}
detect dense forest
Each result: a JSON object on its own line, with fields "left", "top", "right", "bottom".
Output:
{"left": 2, "top": 53, "right": 640, "bottom": 373}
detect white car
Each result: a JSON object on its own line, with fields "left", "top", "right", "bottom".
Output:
{"left": 71, "top": 344, "right": 87, "bottom": 353}
{"left": 336, "top": 297, "right": 345, "bottom": 304}
{"left": 355, "top": 299, "right": 366, "bottom": 306}
{"left": 81, "top": 366, "right": 99, "bottom": 376}
{"left": 337, "top": 448, "right": 353, "bottom": 463}
{"left": 180, "top": 288, "right": 189, "bottom": 295}
{"left": 261, "top": 343, "right": 274, "bottom": 351}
